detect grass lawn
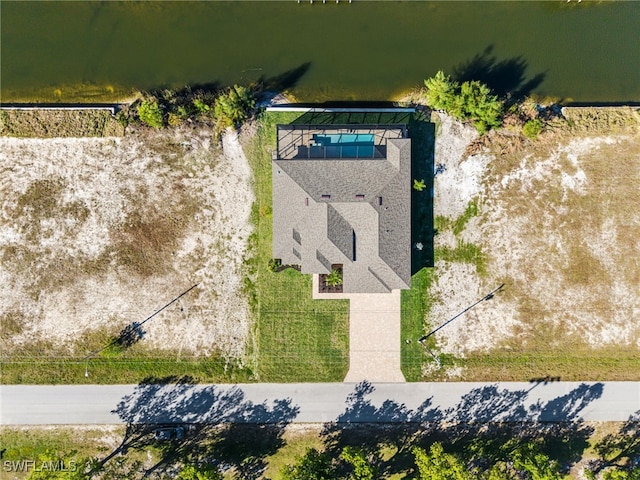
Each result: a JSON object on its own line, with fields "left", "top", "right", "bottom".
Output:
{"left": 400, "top": 268, "right": 435, "bottom": 382}
{"left": 455, "top": 347, "right": 640, "bottom": 381}
{"left": 0, "top": 426, "right": 134, "bottom": 479}
{"left": 0, "top": 356, "right": 254, "bottom": 384}
{"left": 245, "top": 111, "right": 350, "bottom": 382}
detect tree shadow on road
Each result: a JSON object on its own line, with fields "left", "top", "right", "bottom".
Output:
{"left": 322, "top": 381, "right": 603, "bottom": 477}
{"left": 321, "top": 381, "right": 443, "bottom": 477}
{"left": 437, "top": 382, "right": 603, "bottom": 473}
{"left": 94, "top": 375, "right": 299, "bottom": 479}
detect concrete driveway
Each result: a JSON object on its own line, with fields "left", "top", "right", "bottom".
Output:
{"left": 313, "top": 275, "right": 405, "bottom": 383}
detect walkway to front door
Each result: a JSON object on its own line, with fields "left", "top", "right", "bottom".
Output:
{"left": 313, "top": 275, "right": 405, "bottom": 383}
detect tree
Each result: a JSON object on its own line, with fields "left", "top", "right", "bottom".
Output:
{"left": 213, "top": 84, "right": 255, "bottom": 129}
{"left": 413, "top": 179, "right": 426, "bottom": 191}
{"left": 423, "top": 71, "right": 504, "bottom": 134}
{"left": 413, "top": 443, "right": 472, "bottom": 480}
{"left": 137, "top": 98, "right": 164, "bottom": 128}
{"left": 601, "top": 468, "right": 640, "bottom": 480}
{"left": 424, "top": 70, "right": 457, "bottom": 111}
{"left": 456, "top": 80, "right": 503, "bottom": 133}
{"left": 485, "top": 463, "right": 513, "bottom": 480}
{"left": 341, "top": 446, "right": 377, "bottom": 480}
{"left": 280, "top": 448, "right": 334, "bottom": 480}
{"left": 512, "top": 444, "right": 562, "bottom": 480}
{"left": 177, "top": 464, "right": 223, "bottom": 480}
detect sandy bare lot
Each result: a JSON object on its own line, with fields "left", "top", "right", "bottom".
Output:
{"left": 0, "top": 127, "right": 254, "bottom": 359}
{"left": 429, "top": 110, "right": 640, "bottom": 357}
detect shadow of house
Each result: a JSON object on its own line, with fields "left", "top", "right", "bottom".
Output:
{"left": 408, "top": 113, "right": 435, "bottom": 273}
{"left": 452, "top": 45, "right": 546, "bottom": 103}
{"left": 99, "top": 376, "right": 299, "bottom": 479}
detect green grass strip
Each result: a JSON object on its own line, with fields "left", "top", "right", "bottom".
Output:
{"left": 0, "top": 358, "right": 254, "bottom": 385}
{"left": 400, "top": 268, "right": 436, "bottom": 381}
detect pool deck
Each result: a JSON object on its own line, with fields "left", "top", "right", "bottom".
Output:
{"left": 276, "top": 124, "right": 406, "bottom": 160}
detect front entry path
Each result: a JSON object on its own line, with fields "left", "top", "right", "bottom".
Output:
{"left": 313, "top": 275, "right": 405, "bottom": 383}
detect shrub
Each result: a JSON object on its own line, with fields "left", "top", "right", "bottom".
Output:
{"left": 268, "top": 258, "right": 281, "bottom": 272}
{"left": 523, "top": 118, "right": 543, "bottom": 138}
{"left": 115, "top": 108, "right": 132, "bottom": 127}
{"left": 281, "top": 448, "right": 334, "bottom": 480}
{"left": 167, "top": 104, "right": 189, "bottom": 127}
{"left": 326, "top": 269, "right": 343, "bottom": 287}
{"left": 137, "top": 99, "right": 164, "bottom": 128}
{"left": 193, "top": 98, "right": 211, "bottom": 115}
{"left": 213, "top": 84, "right": 256, "bottom": 129}
{"left": 413, "top": 179, "right": 426, "bottom": 191}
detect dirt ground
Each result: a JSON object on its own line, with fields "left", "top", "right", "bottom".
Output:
{"left": 429, "top": 108, "right": 640, "bottom": 357}
{"left": 0, "top": 126, "right": 254, "bottom": 360}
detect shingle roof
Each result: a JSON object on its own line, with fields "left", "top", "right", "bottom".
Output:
{"left": 272, "top": 126, "right": 411, "bottom": 293}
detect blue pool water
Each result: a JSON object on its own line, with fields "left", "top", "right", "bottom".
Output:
{"left": 316, "top": 134, "right": 374, "bottom": 145}
{"left": 313, "top": 133, "right": 375, "bottom": 158}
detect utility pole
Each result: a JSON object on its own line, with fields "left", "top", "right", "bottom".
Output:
{"left": 418, "top": 284, "right": 505, "bottom": 365}
{"left": 79, "top": 283, "right": 200, "bottom": 377}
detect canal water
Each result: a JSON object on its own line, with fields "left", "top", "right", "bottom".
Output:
{"left": 2, "top": 1, "right": 639, "bottom": 102}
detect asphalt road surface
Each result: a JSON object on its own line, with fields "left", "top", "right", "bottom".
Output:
{"left": 2, "top": 382, "right": 639, "bottom": 425}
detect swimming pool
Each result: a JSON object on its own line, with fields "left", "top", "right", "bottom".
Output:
{"left": 313, "top": 133, "right": 375, "bottom": 158}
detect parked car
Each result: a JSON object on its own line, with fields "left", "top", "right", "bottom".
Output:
{"left": 153, "top": 426, "right": 184, "bottom": 441}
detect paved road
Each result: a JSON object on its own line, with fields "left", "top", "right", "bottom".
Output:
{"left": 2, "top": 382, "right": 638, "bottom": 425}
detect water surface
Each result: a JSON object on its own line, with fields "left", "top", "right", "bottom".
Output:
{"left": 2, "top": 1, "right": 639, "bottom": 102}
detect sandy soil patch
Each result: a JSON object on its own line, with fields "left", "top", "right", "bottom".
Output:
{"left": 429, "top": 113, "right": 640, "bottom": 357}
{"left": 0, "top": 127, "right": 254, "bottom": 359}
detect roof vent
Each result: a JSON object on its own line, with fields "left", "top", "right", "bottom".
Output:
{"left": 321, "top": 194, "right": 331, "bottom": 200}
{"left": 377, "top": 196, "right": 383, "bottom": 205}
{"left": 355, "top": 194, "right": 365, "bottom": 200}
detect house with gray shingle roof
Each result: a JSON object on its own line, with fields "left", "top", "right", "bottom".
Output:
{"left": 272, "top": 124, "right": 411, "bottom": 293}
